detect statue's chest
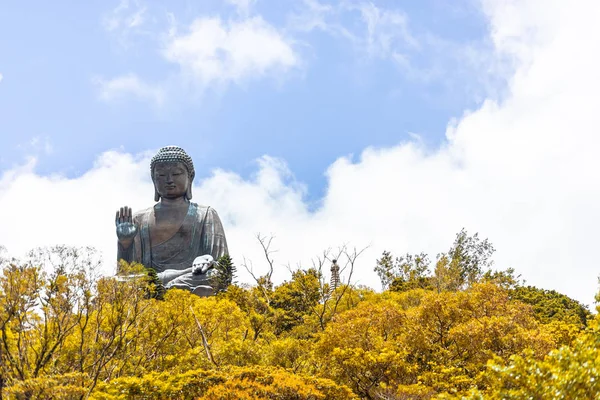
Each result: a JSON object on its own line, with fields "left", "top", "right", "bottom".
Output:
{"left": 148, "top": 208, "right": 191, "bottom": 246}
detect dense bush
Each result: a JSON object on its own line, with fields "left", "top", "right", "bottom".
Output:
{"left": 0, "top": 239, "right": 594, "bottom": 399}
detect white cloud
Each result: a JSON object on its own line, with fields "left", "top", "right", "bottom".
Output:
{"left": 163, "top": 16, "right": 298, "bottom": 88}
{"left": 0, "top": 72, "right": 3, "bottom": 83}
{"left": 288, "top": 0, "right": 334, "bottom": 32}
{"left": 289, "top": 1, "right": 503, "bottom": 98}
{"left": 4, "top": 0, "right": 600, "bottom": 307}
{"left": 289, "top": 1, "right": 418, "bottom": 59}
{"left": 102, "top": 0, "right": 151, "bottom": 50}
{"left": 352, "top": 2, "right": 418, "bottom": 58}
{"left": 225, "top": 0, "right": 257, "bottom": 17}
{"left": 97, "top": 8, "right": 299, "bottom": 104}
{"left": 103, "top": 0, "right": 146, "bottom": 33}
{"left": 93, "top": 74, "right": 165, "bottom": 106}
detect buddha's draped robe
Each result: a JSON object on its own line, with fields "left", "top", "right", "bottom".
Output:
{"left": 117, "top": 202, "right": 228, "bottom": 294}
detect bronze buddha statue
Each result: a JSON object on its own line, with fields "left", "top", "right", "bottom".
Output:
{"left": 115, "top": 146, "right": 228, "bottom": 296}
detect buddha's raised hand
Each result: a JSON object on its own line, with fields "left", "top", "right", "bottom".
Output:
{"left": 115, "top": 206, "right": 138, "bottom": 245}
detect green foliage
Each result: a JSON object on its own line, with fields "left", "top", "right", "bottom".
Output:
{"left": 375, "top": 250, "right": 432, "bottom": 291}
{"left": 212, "top": 254, "right": 237, "bottom": 294}
{"left": 509, "top": 285, "right": 591, "bottom": 327}
{"left": 376, "top": 229, "right": 497, "bottom": 293}
{"left": 481, "top": 267, "right": 521, "bottom": 289}
{"left": 145, "top": 266, "right": 166, "bottom": 299}
{"left": 445, "top": 228, "right": 495, "bottom": 287}
{"left": 271, "top": 269, "right": 321, "bottom": 335}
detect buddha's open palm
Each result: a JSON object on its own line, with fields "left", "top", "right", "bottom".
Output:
{"left": 115, "top": 206, "right": 138, "bottom": 243}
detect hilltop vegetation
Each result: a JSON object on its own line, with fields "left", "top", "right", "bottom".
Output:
{"left": 0, "top": 232, "right": 596, "bottom": 399}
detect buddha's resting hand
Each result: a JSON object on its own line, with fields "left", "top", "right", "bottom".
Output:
{"left": 115, "top": 206, "right": 138, "bottom": 248}
{"left": 158, "top": 255, "right": 217, "bottom": 288}
{"left": 192, "top": 255, "right": 217, "bottom": 275}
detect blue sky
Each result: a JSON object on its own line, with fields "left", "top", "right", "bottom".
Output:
{"left": 2, "top": 0, "right": 599, "bottom": 307}
{"left": 0, "top": 0, "right": 493, "bottom": 203}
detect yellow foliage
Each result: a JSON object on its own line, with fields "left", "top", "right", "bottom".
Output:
{"left": 263, "top": 337, "right": 309, "bottom": 371}
{"left": 458, "top": 317, "right": 600, "bottom": 399}
{"left": 5, "top": 373, "right": 90, "bottom": 400}
{"left": 312, "top": 283, "right": 561, "bottom": 398}
{"left": 91, "top": 366, "right": 356, "bottom": 400}
{"left": 0, "top": 255, "right": 588, "bottom": 400}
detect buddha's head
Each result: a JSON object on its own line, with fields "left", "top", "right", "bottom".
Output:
{"left": 150, "top": 146, "right": 195, "bottom": 201}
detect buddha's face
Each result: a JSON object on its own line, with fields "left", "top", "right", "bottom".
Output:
{"left": 153, "top": 162, "right": 190, "bottom": 199}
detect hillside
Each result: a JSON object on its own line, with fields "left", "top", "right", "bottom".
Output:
{"left": 0, "top": 234, "right": 597, "bottom": 399}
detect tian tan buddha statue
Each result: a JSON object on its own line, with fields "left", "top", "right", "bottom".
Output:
{"left": 115, "top": 146, "right": 228, "bottom": 296}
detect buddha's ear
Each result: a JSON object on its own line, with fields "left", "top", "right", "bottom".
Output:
{"left": 152, "top": 176, "right": 160, "bottom": 202}
{"left": 186, "top": 183, "right": 193, "bottom": 200}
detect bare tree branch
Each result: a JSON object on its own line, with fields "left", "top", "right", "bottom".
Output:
{"left": 256, "top": 233, "right": 276, "bottom": 284}
{"left": 190, "top": 306, "right": 219, "bottom": 368}
{"left": 329, "top": 245, "right": 370, "bottom": 320}
{"left": 240, "top": 234, "right": 279, "bottom": 305}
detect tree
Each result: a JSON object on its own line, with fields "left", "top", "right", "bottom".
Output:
{"left": 459, "top": 316, "right": 600, "bottom": 399}
{"left": 312, "top": 283, "right": 557, "bottom": 398}
{"left": 375, "top": 251, "right": 431, "bottom": 291}
{"left": 0, "top": 246, "right": 102, "bottom": 398}
{"left": 509, "top": 285, "right": 591, "bottom": 327}
{"left": 0, "top": 242, "right": 586, "bottom": 400}
{"left": 312, "top": 299, "right": 408, "bottom": 398}
{"left": 430, "top": 229, "right": 496, "bottom": 292}
{"left": 271, "top": 269, "right": 321, "bottom": 335}
{"left": 376, "top": 229, "right": 497, "bottom": 294}
{"left": 145, "top": 266, "right": 166, "bottom": 299}
{"left": 374, "top": 250, "right": 396, "bottom": 290}
{"left": 211, "top": 254, "right": 236, "bottom": 294}
{"left": 223, "top": 284, "right": 274, "bottom": 342}
{"left": 242, "top": 234, "right": 277, "bottom": 306}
